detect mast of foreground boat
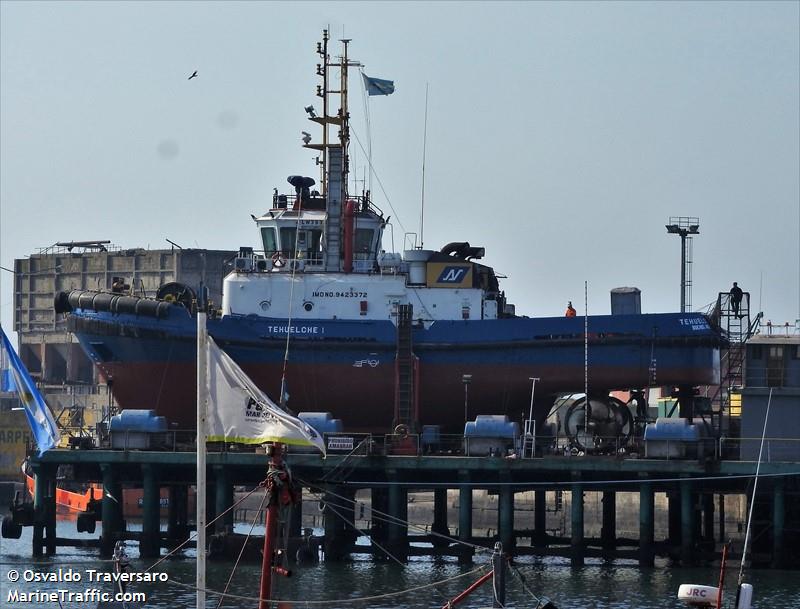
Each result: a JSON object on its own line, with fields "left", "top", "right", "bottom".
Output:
{"left": 733, "top": 387, "right": 772, "bottom": 608}
{"left": 196, "top": 300, "right": 208, "bottom": 609}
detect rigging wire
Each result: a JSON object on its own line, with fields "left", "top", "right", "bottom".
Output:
{"left": 278, "top": 206, "right": 306, "bottom": 407}
{"left": 350, "top": 125, "right": 406, "bottom": 235}
{"left": 143, "top": 484, "right": 263, "bottom": 573}
{"left": 215, "top": 490, "right": 269, "bottom": 609}
{"left": 298, "top": 481, "right": 490, "bottom": 553}
{"left": 736, "top": 388, "right": 773, "bottom": 592}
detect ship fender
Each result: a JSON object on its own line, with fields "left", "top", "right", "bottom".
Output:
{"left": 54, "top": 290, "right": 174, "bottom": 319}
{"left": 677, "top": 584, "right": 720, "bottom": 606}
{"left": 1, "top": 514, "right": 22, "bottom": 539}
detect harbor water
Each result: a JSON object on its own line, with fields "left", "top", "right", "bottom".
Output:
{"left": 1, "top": 519, "right": 799, "bottom": 608}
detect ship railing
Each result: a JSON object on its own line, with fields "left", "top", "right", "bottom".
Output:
{"left": 757, "top": 319, "right": 800, "bottom": 336}
{"left": 720, "top": 436, "right": 800, "bottom": 463}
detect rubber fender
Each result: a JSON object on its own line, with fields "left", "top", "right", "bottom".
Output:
{"left": 1, "top": 514, "right": 22, "bottom": 539}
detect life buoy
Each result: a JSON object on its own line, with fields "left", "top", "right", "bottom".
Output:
{"left": 272, "top": 252, "right": 286, "bottom": 268}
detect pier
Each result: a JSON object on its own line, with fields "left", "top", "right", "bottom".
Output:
{"left": 13, "top": 438, "right": 800, "bottom": 568}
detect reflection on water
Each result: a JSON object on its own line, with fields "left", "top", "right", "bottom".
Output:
{"left": 1, "top": 520, "right": 798, "bottom": 609}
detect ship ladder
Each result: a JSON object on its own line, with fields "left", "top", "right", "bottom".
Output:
{"left": 710, "top": 290, "right": 751, "bottom": 440}
{"left": 394, "top": 304, "right": 417, "bottom": 430}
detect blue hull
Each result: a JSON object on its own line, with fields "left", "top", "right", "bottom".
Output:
{"left": 68, "top": 307, "right": 722, "bottom": 431}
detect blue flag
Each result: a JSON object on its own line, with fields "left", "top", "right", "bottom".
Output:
{"left": 0, "top": 327, "right": 59, "bottom": 455}
{"left": 362, "top": 73, "right": 395, "bottom": 96}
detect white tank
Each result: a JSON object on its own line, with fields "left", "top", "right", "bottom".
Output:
{"left": 736, "top": 584, "right": 753, "bottom": 609}
{"left": 403, "top": 249, "right": 433, "bottom": 285}
{"left": 677, "top": 584, "right": 720, "bottom": 606}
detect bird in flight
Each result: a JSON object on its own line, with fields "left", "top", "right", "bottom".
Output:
{"left": 188, "top": 70, "right": 198, "bottom": 80}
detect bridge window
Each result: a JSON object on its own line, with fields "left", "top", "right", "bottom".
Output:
{"left": 355, "top": 228, "right": 374, "bottom": 254}
{"left": 261, "top": 228, "right": 277, "bottom": 255}
{"left": 279, "top": 227, "right": 322, "bottom": 261}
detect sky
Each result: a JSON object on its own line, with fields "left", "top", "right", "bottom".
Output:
{"left": 1, "top": 1, "right": 798, "bottom": 340}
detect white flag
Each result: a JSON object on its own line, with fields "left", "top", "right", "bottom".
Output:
{"left": 205, "top": 337, "right": 325, "bottom": 454}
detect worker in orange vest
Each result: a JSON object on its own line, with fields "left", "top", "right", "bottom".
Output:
{"left": 565, "top": 301, "right": 577, "bottom": 317}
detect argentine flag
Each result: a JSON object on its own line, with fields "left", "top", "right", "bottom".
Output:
{"left": 362, "top": 73, "right": 395, "bottom": 96}
{"left": 0, "top": 327, "right": 59, "bottom": 455}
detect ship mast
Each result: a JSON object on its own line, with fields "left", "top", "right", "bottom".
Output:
{"left": 305, "top": 32, "right": 358, "bottom": 272}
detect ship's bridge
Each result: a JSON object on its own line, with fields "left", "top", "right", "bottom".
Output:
{"left": 256, "top": 193, "right": 385, "bottom": 273}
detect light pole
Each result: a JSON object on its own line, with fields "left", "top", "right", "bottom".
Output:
{"left": 665, "top": 217, "right": 700, "bottom": 313}
{"left": 462, "top": 374, "right": 472, "bottom": 427}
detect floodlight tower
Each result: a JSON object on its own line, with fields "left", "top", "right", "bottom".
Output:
{"left": 665, "top": 217, "right": 700, "bottom": 313}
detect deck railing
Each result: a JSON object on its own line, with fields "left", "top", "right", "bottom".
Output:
{"left": 95, "top": 429, "right": 800, "bottom": 464}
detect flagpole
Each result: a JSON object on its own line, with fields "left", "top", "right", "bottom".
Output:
{"left": 196, "top": 306, "right": 208, "bottom": 609}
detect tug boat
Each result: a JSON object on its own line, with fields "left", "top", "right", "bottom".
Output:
{"left": 55, "top": 31, "right": 723, "bottom": 433}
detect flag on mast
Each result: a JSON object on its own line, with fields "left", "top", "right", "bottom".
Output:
{"left": 362, "top": 73, "right": 395, "bottom": 96}
{"left": 205, "top": 337, "right": 325, "bottom": 454}
{"left": 0, "top": 327, "right": 59, "bottom": 455}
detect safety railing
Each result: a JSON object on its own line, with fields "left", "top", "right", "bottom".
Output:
{"left": 96, "top": 429, "right": 800, "bottom": 464}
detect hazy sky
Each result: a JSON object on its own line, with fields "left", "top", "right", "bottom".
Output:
{"left": 1, "top": 1, "right": 798, "bottom": 338}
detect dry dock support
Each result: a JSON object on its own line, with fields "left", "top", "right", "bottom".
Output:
{"left": 773, "top": 477, "right": 785, "bottom": 568}
{"left": 571, "top": 475, "right": 584, "bottom": 567}
{"left": 100, "top": 463, "right": 124, "bottom": 558}
{"left": 533, "top": 490, "right": 547, "bottom": 547}
{"left": 680, "top": 478, "right": 695, "bottom": 566}
{"left": 387, "top": 476, "right": 408, "bottom": 560}
{"left": 214, "top": 465, "right": 234, "bottom": 534}
{"left": 638, "top": 478, "right": 655, "bottom": 567}
{"left": 31, "top": 463, "right": 56, "bottom": 556}
{"left": 17, "top": 447, "right": 800, "bottom": 568}
{"left": 140, "top": 464, "right": 160, "bottom": 558}
{"left": 498, "top": 485, "right": 514, "bottom": 552}
{"left": 601, "top": 491, "right": 616, "bottom": 552}
{"left": 458, "top": 473, "right": 474, "bottom": 563}
{"left": 431, "top": 487, "right": 449, "bottom": 545}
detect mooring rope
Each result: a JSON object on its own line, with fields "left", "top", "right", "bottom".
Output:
{"left": 163, "top": 563, "right": 488, "bottom": 606}
{"left": 143, "top": 483, "right": 263, "bottom": 573}
{"left": 298, "top": 481, "right": 490, "bottom": 554}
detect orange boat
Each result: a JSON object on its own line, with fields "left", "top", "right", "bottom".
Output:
{"left": 25, "top": 475, "right": 100, "bottom": 513}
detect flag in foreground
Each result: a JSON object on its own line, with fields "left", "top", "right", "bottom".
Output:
{"left": 0, "top": 327, "right": 59, "bottom": 455}
{"left": 205, "top": 337, "right": 326, "bottom": 455}
{"left": 362, "top": 73, "right": 395, "bottom": 96}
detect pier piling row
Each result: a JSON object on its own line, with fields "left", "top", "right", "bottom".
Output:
{"left": 19, "top": 449, "right": 799, "bottom": 567}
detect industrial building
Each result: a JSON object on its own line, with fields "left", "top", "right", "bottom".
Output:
{"left": 7, "top": 241, "right": 234, "bottom": 442}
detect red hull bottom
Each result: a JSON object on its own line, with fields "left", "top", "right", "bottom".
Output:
{"left": 102, "top": 360, "right": 711, "bottom": 433}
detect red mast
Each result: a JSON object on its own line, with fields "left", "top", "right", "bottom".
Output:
{"left": 258, "top": 443, "right": 297, "bottom": 609}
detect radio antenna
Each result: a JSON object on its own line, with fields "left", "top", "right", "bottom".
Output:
{"left": 419, "top": 83, "right": 429, "bottom": 249}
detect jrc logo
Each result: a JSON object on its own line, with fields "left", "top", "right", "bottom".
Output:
{"left": 437, "top": 266, "right": 469, "bottom": 283}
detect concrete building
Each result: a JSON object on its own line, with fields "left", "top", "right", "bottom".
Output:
{"left": 10, "top": 242, "right": 235, "bottom": 437}
{"left": 740, "top": 323, "right": 800, "bottom": 461}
